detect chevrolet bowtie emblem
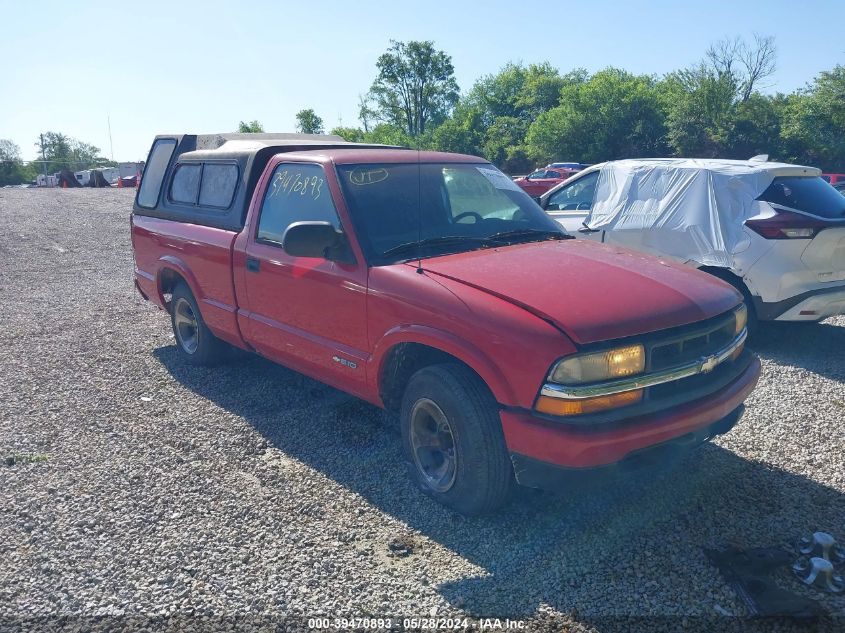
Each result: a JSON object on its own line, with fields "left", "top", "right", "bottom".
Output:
{"left": 700, "top": 355, "right": 719, "bottom": 373}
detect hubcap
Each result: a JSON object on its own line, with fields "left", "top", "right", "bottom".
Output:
{"left": 409, "top": 398, "right": 457, "bottom": 492}
{"left": 173, "top": 297, "right": 199, "bottom": 354}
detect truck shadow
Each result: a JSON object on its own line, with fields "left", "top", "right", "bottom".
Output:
{"left": 152, "top": 343, "right": 845, "bottom": 623}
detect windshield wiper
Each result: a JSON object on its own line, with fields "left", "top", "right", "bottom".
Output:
{"left": 380, "top": 235, "right": 494, "bottom": 259}
{"left": 486, "top": 228, "right": 574, "bottom": 243}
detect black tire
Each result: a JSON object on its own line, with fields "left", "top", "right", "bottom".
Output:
{"left": 170, "top": 282, "right": 228, "bottom": 366}
{"left": 400, "top": 363, "right": 513, "bottom": 515}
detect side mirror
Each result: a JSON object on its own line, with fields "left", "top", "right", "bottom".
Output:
{"left": 533, "top": 196, "right": 546, "bottom": 209}
{"left": 282, "top": 221, "right": 354, "bottom": 263}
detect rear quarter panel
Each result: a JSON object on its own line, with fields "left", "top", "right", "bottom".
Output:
{"left": 132, "top": 215, "right": 245, "bottom": 347}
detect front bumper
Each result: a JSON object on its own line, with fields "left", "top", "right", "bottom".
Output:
{"left": 501, "top": 354, "right": 761, "bottom": 485}
{"left": 756, "top": 283, "right": 845, "bottom": 321}
{"left": 511, "top": 405, "right": 743, "bottom": 490}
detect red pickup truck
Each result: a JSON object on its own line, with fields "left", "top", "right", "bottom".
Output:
{"left": 131, "top": 133, "right": 761, "bottom": 514}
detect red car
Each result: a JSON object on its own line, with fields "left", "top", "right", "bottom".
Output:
{"left": 513, "top": 167, "right": 578, "bottom": 197}
{"left": 131, "top": 133, "right": 760, "bottom": 514}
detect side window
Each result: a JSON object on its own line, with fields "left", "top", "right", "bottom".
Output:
{"left": 527, "top": 170, "right": 547, "bottom": 181}
{"left": 170, "top": 164, "right": 201, "bottom": 204}
{"left": 257, "top": 163, "right": 338, "bottom": 245}
{"left": 547, "top": 171, "right": 599, "bottom": 211}
{"left": 137, "top": 138, "right": 176, "bottom": 208}
{"left": 199, "top": 164, "right": 238, "bottom": 208}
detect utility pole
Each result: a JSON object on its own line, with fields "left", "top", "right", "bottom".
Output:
{"left": 107, "top": 116, "right": 114, "bottom": 162}
{"left": 40, "top": 133, "right": 48, "bottom": 184}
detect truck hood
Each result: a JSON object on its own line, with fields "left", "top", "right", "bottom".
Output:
{"left": 418, "top": 239, "right": 741, "bottom": 344}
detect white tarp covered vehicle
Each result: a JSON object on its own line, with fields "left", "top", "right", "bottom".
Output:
{"left": 540, "top": 158, "right": 845, "bottom": 325}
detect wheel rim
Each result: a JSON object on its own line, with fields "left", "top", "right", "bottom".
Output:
{"left": 409, "top": 398, "right": 457, "bottom": 493}
{"left": 173, "top": 297, "right": 199, "bottom": 354}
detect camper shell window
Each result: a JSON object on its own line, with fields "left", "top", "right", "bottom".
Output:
{"left": 170, "top": 164, "right": 202, "bottom": 205}
{"left": 137, "top": 138, "right": 177, "bottom": 208}
{"left": 199, "top": 163, "right": 239, "bottom": 209}
{"left": 168, "top": 162, "right": 239, "bottom": 210}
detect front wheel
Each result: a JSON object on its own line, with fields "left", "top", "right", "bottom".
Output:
{"left": 400, "top": 364, "right": 513, "bottom": 515}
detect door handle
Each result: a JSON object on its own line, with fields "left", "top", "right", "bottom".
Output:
{"left": 246, "top": 257, "right": 261, "bottom": 273}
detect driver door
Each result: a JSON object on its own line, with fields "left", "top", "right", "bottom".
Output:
{"left": 544, "top": 171, "right": 603, "bottom": 241}
{"left": 239, "top": 162, "right": 369, "bottom": 391}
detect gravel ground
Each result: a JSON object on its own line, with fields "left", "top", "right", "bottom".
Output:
{"left": 1, "top": 188, "right": 843, "bottom": 632}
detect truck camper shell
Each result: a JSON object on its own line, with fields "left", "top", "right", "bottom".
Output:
{"left": 132, "top": 133, "right": 404, "bottom": 231}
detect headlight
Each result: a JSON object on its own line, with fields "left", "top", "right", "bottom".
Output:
{"left": 549, "top": 344, "right": 645, "bottom": 384}
{"left": 734, "top": 303, "right": 748, "bottom": 336}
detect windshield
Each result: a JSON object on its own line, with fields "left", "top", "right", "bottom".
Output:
{"left": 336, "top": 162, "right": 568, "bottom": 265}
{"left": 757, "top": 176, "right": 845, "bottom": 219}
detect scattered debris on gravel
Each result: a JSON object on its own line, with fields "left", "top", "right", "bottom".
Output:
{"left": 1, "top": 189, "right": 843, "bottom": 632}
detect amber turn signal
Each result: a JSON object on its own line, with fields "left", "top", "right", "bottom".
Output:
{"left": 536, "top": 389, "right": 644, "bottom": 416}
{"left": 730, "top": 341, "right": 745, "bottom": 362}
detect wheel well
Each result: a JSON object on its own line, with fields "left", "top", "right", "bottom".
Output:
{"left": 698, "top": 266, "right": 750, "bottom": 295}
{"left": 158, "top": 268, "right": 187, "bottom": 313}
{"left": 698, "top": 266, "right": 758, "bottom": 316}
{"left": 379, "top": 343, "right": 488, "bottom": 413}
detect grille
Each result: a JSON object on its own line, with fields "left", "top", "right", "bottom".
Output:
{"left": 648, "top": 314, "right": 736, "bottom": 372}
{"left": 648, "top": 358, "right": 736, "bottom": 400}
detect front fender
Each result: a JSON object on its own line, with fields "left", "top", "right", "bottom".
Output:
{"left": 368, "top": 324, "right": 517, "bottom": 406}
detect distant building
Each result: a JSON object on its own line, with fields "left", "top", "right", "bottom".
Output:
{"left": 74, "top": 167, "right": 121, "bottom": 185}
{"left": 118, "top": 162, "right": 144, "bottom": 179}
{"left": 36, "top": 173, "right": 59, "bottom": 187}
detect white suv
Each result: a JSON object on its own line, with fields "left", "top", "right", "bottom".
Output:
{"left": 540, "top": 158, "right": 845, "bottom": 327}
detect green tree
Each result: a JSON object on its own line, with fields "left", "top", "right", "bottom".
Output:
{"left": 462, "top": 63, "right": 581, "bottom": 127}
{"left": 525, "top": 69, "right": 669, "bottom": 164}
{"left": 237, "top": 120, "right": 265, "bottom": 133}
{"left": 660, "top": 65, "right": 738, "bottom": 156}
{"left": 362, "top": 123, "right": 413, "bottom": 147}
{"left": 720, "top": 93, "right": 783, "bottom": 159}
{"left": 434, "top": 62, "right": 581, "bottom": 169}
{"left": 781, "top": 66, "right": 845, "bottom": 171}
{"left": 661, "top": 34, "right": 779, "bottom": 158}
{"left": 330, "top": 126, "right": 365, "bottom": 143}
{"left": 482, "top": 117, "right": 531, "bottom": 174}
{"left": 430, "top": 105, "right": 484, "bottom": 156}
{"left": 34, "top": 132, "right": 109, "bottom": 172}
{"left": 358, "top": 93, "right": 377, "bottom": 133}
{"left": 295, "top": 109, "right": 324, "bottom": 134}
{"left": 366, "top": 40, "right": 459, "bottom": 137}
{"left": 0, "top": 139, "right": 33, "bottom": 186}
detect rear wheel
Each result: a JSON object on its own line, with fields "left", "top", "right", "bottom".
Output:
{"left": 400, "top": 364, "right": 513, "bottom": 515}
{"left": 170, "top": 282, "right": 228, "bottom": 365}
